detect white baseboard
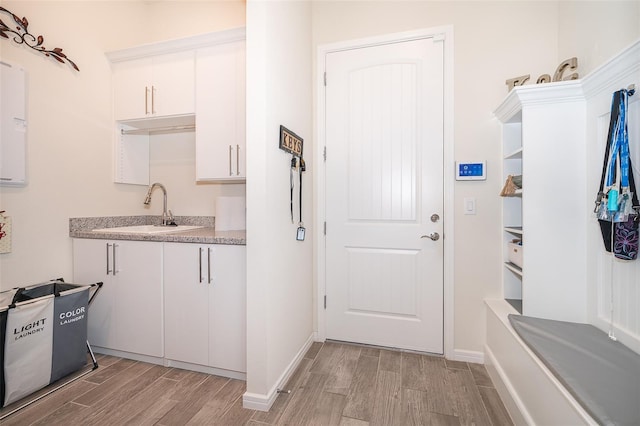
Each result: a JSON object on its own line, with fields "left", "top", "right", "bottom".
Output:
{"left": 92, "top": 346, "right": 164, "bottom": 366}
{"left": 92, "top": 347, "right": 247, "bottom": 381}
{"left": 165, "top": 359, "right": 245, "bottom": 381}
{"left": 484, "top": 344, "right": 526, "bottom": 426}
{"left": 242, "top": 333, "right": 315, "bottom": 411}
{"left": 449, "top": 348, "right": 484, "bottom": 364}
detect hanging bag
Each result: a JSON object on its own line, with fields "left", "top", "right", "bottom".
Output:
{"left": 595, "top": 89, "right": 639, "bottom": 260}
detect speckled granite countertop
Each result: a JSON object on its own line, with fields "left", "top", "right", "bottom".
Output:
{"left": 69, "top": 216, "right": 245, "bottom": 245}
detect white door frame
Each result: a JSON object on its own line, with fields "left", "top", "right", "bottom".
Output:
{"left": 315, "top": 26, "right": 455, "bottom": 358}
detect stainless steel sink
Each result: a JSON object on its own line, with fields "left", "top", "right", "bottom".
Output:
{"left": 92, "top": 225, "right": 203, "bottom": 234}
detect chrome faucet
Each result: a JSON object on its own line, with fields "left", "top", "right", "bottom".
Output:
{"left": 143, "top": 182, "right": 175, "bottom": 226}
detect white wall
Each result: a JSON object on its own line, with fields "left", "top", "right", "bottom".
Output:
{"left": 0, "top": 1, "right": 245, "bottom": 290}
{"left": 245, "top": 0, "right": 313, "bottom": 409}
{"left": 558, "top": 0, "right": 640, "bottom": 76}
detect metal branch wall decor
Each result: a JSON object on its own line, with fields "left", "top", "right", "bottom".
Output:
{"left": 0, "top": 6, "right": 79, "bottom": 71}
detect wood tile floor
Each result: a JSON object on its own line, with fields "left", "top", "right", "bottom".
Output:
{"left": 0, "top": 341, "right": 512, "bottom": 425}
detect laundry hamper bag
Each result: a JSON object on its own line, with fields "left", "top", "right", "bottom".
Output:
{"left": 0, "top": 279, "right": 100, "bottom": 408}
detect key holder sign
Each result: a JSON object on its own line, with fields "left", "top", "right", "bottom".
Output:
{"left": 280, "top": 125, "right": 306, "bottom": 241}
{"left": 279, "top": 125, "right": 303, "bottom": 158}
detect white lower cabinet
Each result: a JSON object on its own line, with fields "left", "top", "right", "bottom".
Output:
{"left": 72, "top": 239, "right": 163, "bottom": 357}
{"left": 73, "top": 238, "right": 245, "bottom": 373}
{"left": 164, "top": 243, "right": 246, "bottom": 373}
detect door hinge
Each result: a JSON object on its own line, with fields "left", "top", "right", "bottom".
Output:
{"left": 323, "top": 72, "right": 327, "bottom": 86}
{"left": 324, "top": 295, "right": 327, "bottom": 309}
{"left": 323, "top": 146, "right": 327, "bottom": 162}
{"left": 323, "top": 221, "right": 326, "bottom": 235}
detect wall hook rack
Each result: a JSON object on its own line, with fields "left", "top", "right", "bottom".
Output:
{"left": 628, "top": 84, "right": 635, "bottom": 96}
{"left": 0, "top": 6, "right": 79, "bottom": 71}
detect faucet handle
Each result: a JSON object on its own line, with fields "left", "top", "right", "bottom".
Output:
{"left": 167, "top": 210, "right": 176, "bottom": 226}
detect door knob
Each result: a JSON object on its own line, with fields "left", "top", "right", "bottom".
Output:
{"left": 421, "top": 233, "right": 440, "bottom": 241}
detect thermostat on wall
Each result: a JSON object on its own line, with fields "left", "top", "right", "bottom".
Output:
{"left": 456, "top": 161, "right": 486, "bottom": 181}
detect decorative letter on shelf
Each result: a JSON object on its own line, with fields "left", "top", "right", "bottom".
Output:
{"left": 506, "top": 57, "right": 578, "bottom": 92}
{"left": 0, "top": 6, "right": 79, "bottom": 71}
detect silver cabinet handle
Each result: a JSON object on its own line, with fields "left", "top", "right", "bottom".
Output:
{"left": 112, "top": 243, "right": 118, "bottom": 275}
{"left": 421, "top": 233, "right": 440, "bottom": 241}
{"left": 151, "top": 85, "right": 156, "bottom": 114}
{"left": 151, "top": 86, "right": 156, "bottom": 114}
{"left": 207, "top": 247, "right": 212, "bottom": 284}
{"left": 106, "top": 243, "right": 112, "bottom": 275}
{"left": 229, "top": 145, "right": 233, "bottom": 176}
{"left": 199, "top": 247, "right": 203, "bottom": 283}
{"left": 145, "top": 86, "right": 149, "bottom": 115}
{"left": 236, "top": 144, "right": 240, "bottom": 176}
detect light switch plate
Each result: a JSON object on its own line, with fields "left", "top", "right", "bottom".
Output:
{"left": 464, "top": 197, "right": 476, "bottom": 215}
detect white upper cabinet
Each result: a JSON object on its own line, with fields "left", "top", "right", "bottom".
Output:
{"left": 195, "top": 40, "right": 246, "bottom": 181}
{"left": 112, "top": 51, "right": 195, "bottom": 121}
{"left": 107, "top": 28, "right": 245, "bottom": 185}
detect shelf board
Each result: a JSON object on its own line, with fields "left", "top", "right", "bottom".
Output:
{"left": 505, "top": 226, "right": 523, "bottom": 235}
{"left": 505, "top": 298, "right": 523, "bottom": 314}
{"left": 504, "top": 147, "right": 523, "bottom": 160}
{"left": 502, "top": 189, "right": 523, "bottom": 197}
{"left": 504, "top": 262, "right": 523, "bottom": 277}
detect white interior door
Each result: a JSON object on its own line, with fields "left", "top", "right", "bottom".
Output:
{"left": 324, "top": 36, "right": 444, "bottom": 354}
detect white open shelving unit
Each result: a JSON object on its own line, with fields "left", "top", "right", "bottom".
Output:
{"left": 494, "top": 81, "right": 588, "bottom": 322}
{"left": 501, "top": 116, "right": 523, "bottom": 312}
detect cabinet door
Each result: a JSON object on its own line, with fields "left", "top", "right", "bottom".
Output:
{"left": 113, "top": 51, "right": 194, "bottom": 121}
{"left": 114, "top": 241, "right": 163, "bottom": 357}
{"left": 73, "top": 239, "right": 163, "bottom": 356}
{"left": 235, "top": 44, "right": 246, "bottom": 177}
{"left": 152, "top": 51, "right": 195, "bottom": 117}
{"left": 209, "top": 245, "right": 246, "bottom": 372}
{"left": 164, "top": 243, "right": 209, "bottom": 365}
{"left": 195, "top": 41, "right": 246, "bottom": 181}
{"left": 113, "top": 57, "right": 153, "bottom": 121}
{"left": 73, "top": 239, "right": 117, "bottom": 349}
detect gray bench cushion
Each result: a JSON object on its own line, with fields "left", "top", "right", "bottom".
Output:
{"left": 508, "top": 314, "right": 640, "bottom": 426}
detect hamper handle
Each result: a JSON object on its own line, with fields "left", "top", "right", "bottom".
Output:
{"left": 10, "top": 287, "right": 25, "bottom": 306}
